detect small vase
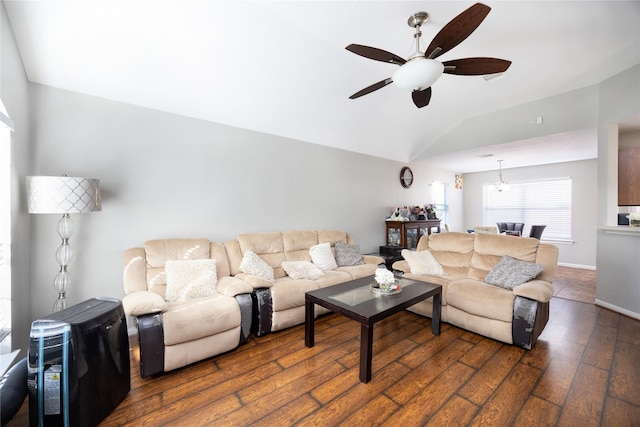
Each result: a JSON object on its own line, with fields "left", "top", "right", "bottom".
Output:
{"left": 630, "top": 219, "right": 640, "bottom": 228}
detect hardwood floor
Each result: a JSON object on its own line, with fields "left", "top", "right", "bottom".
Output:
{"left": 553, "top": 266, "right": 597, "bottom": 304}
{"left": 8, "top": 269, "right": 639, "bottom": 426}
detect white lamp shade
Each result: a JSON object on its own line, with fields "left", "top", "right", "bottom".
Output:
{"left": 26, "top": 176, "right": 102, "bottom": 214}
{"left": 393, "top": 58, "right": 444, "bottom": 91}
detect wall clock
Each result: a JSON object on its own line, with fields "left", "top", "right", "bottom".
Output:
{"left": 400, "top": 167, "right": 413, "bottom": 188}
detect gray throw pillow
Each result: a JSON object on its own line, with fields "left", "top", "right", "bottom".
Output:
{"left": 484, "top": 255, "right": 544, "bottom": 290}
{"left": 334, "top": 242, "right": 364, "bottom": 266}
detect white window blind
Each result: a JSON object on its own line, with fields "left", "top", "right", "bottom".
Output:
{"left": 431, "top": 182, "right": 449, "bottom": 225}
{"left": 483, "top": 177, "right": 572, "bottom": 240}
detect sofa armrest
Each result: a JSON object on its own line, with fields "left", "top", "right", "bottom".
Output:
{"left": 122, "top": 291, "right": 168, "bottom": 317}
{"left": 235, "top": 273, "right": 275, "bottom": 289}
{"left": 123, "top": 247, "right": 148, "bottom": 294}
{"left": 512, "top": 279, "right": 554, "bottom": 303}
{"left": 392, "top": 260, "right": 410, "bottom": 272}
{"left": 216, "top": 276, "right": 254, "bottom": 297}
{"left": 362, "top": 254, "right": 385, "bottom": 265}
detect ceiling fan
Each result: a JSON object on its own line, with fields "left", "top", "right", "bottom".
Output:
{"left": 346, "top": 2, "right": 511, "bottom": 108}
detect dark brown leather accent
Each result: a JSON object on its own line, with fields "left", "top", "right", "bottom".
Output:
{"left": 251, "top": 288, "right": 272, "bottom": 337}
{"left": 137, "top": 313, "right": 164, "bottom": 377}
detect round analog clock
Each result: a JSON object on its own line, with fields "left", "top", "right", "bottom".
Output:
{"left": 400, "top": 167, "right": 413, "bottom": 188}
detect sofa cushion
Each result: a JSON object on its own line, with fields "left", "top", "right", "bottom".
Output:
{"left": 162, "top": 294, "right": 241, "bottom": 346}
{"left": 282, "top": 230, "right": 317, "bottom": 262}
{"left": 446, "top": 279, "right": 515, "bottom": 322}
{"left": 239, "top": 250, "right": 275, "bottom": 282}
{"left": 427, "top": 232, "right": 475, "bottom": 277}
{"left": 270, "top": 279, "right": 321, "bottom": 312}
{"left": 335, "top": 242, "right": 364, "bottom": 266}
{"left": 484, "top": 256, "right": 544, "bottom": 290}
{"left": 309, "top": 242, "right": 338, "bottom": 270}
{"left": 281, "top": 261, "right": 324, "bottom": 280}
{"left": 401, "top": 249, "right": 443, "bottom": 275}
{"left": 144, "top": 238, "right": 211, "bottom": 295}
{"left": 317, "top": 229, "right": 350, "bottom": 246}
{"left": 237, "top": 232, "right": 286, "bottom": 271}
{"left": 164, "top": 259, "right": 218, "bottom": 302}
{"left": 468, "top": 233, "right": 540, "bottom": 281}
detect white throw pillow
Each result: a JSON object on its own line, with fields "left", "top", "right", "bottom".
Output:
{"left": 401, "top": 249, "right": 444, "bottom": 275}
{"left": 239, "top": 250, "right": 275, "bottom": 282}
{"left": 309, "top": 242, "right": 338, "bottom": 271}
{"left": 164, "top": 259, "right": 217, "bottom": 302}
{"left": 281, "top": 261, "right": 325, "bottom": 280}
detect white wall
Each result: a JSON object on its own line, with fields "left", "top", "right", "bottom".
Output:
{"left": 595, "top": 64, "right": 640, "bottom": 319}
{"left": 26, "top": 83, "right": 458, "bottom": 320}
{"left": 463, "top": 160, "right": 598, "bottom": 268}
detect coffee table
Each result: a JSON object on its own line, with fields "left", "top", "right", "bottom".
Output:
{"left": 305, "top": 275, "right": 441, "bottom": 383}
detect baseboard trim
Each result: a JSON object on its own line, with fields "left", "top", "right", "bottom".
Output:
{"left": 595, "top": 299, "right": 640, "bottom": 321}
{"left": 558, "top": 262, "right": 596, "bottom": 270}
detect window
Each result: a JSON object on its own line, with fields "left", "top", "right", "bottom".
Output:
{"left": 483, "top": 177, "right": 572, "bottom": 241}
{"left": 0, "top": 103, "right": 13, "bottom": 354}
{"left": 431, "top": 182, "right": 449, "bottom": 225}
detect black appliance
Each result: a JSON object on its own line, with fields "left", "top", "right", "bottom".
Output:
{"left": 618, "top": 213, "right": 630, "bottom": 225}
{"left": 27, "top": 297, "right": 130, "bottom": 427}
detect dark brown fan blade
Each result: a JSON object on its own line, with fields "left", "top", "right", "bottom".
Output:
{"left": 443, "top": 58, "right": 511, "bottom": 75}
{"left": 349, "top": 78, "right": 393, "bottom": 99}
{"left": 346, "top": 44, "right": 406, "bottom": 66}
{"left": 412, "top": 87, "right": 432, "bottom": 108}
{"left": 425, "top": 3, "right": 491, "bottom": 59}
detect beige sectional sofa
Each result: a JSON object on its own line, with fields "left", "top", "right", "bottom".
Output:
{"left": 122, "top": 230, "right": 383, "bottom": 376}
{"left": 392, "top": 231, "right": 559, "bottom": 349}
{"left": 122, "top": 229, "right": 558, "bottom": 377}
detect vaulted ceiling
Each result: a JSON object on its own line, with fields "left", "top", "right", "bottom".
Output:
{"left": 4, "top": 1, "right": 640, "bottom": 172}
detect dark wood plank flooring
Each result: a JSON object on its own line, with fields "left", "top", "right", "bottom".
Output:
{"left": 8, "top": 268, "right": 639, "bottom": 426}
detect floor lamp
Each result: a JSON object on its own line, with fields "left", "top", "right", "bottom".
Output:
{"left": 26, "top": 175, "right": 102, "bottom": 312}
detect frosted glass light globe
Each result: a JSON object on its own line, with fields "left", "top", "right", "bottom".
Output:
{"left": 393, "top": 57, "right": 444, "bottom": 91}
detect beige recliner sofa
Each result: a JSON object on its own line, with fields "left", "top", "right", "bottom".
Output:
{"left": 224, "top": 229, "right": 384, "bottom": 335}
{"left": 393, "top": 231, "right": 559, "bottom": 349}
{"left": 122, "top": 238, "right": 254, "bottom": 377}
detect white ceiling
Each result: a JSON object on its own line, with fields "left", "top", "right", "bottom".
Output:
{"left": 4, "top": 1, "right": 640, "bottom": 172}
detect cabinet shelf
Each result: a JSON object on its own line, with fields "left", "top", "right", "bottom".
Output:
{"left": 385, "top": 220, "right": 441, "bottom": 249}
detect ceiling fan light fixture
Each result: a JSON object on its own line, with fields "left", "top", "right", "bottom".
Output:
{"left": 392, "top": 57, "right": 444, "bottom": 91}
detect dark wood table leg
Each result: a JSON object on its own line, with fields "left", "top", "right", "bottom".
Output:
{"left": 360, "top": 322, "right": 374, "bottom": 383}
{"left": 305, "top": 299, "right": 314, "bottom": 348}
{"left": 432, "top": 291, "right": 441, "bottom": 336}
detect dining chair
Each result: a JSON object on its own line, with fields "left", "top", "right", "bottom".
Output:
{"left": 529, "top": 225, "right": 547, "bottom": 239}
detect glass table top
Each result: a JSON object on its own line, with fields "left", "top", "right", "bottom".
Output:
{"left": 328, "top": 278, "right": 417, "bottom": 307}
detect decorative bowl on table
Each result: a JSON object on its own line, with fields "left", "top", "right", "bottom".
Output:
{"left": 370, "top": 283, "right": 402, "bottom": 296}
{"left": 372, "top": 267, "right": 402, "bottom": 295}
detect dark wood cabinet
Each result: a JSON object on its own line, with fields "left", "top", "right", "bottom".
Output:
{"left": 385, "top": 220, "right": 441, "bottom": 249}
{"left": 619, "top": 147, "right": 640, "bottom": 206}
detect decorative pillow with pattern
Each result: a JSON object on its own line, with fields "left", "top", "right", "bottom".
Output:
{"left": 164, "top": 259, "right": 217, "bottom": 302}
{"left": 309, "top": 242, "right": 338, "bottom": 270}
{"left": 401, "top": 249, "right": 443, "bottom": 275}
{"left": 281, "top": 261, "right": 325, "bottom": 280}
{"left": 239, "top": 250, "right": 275, "bottom": 282}
{"left": 334, "top": 242, "right": 364, "bottom": 266}
{"left": 484, "top": 255, "right": 544, "bottom": 290}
